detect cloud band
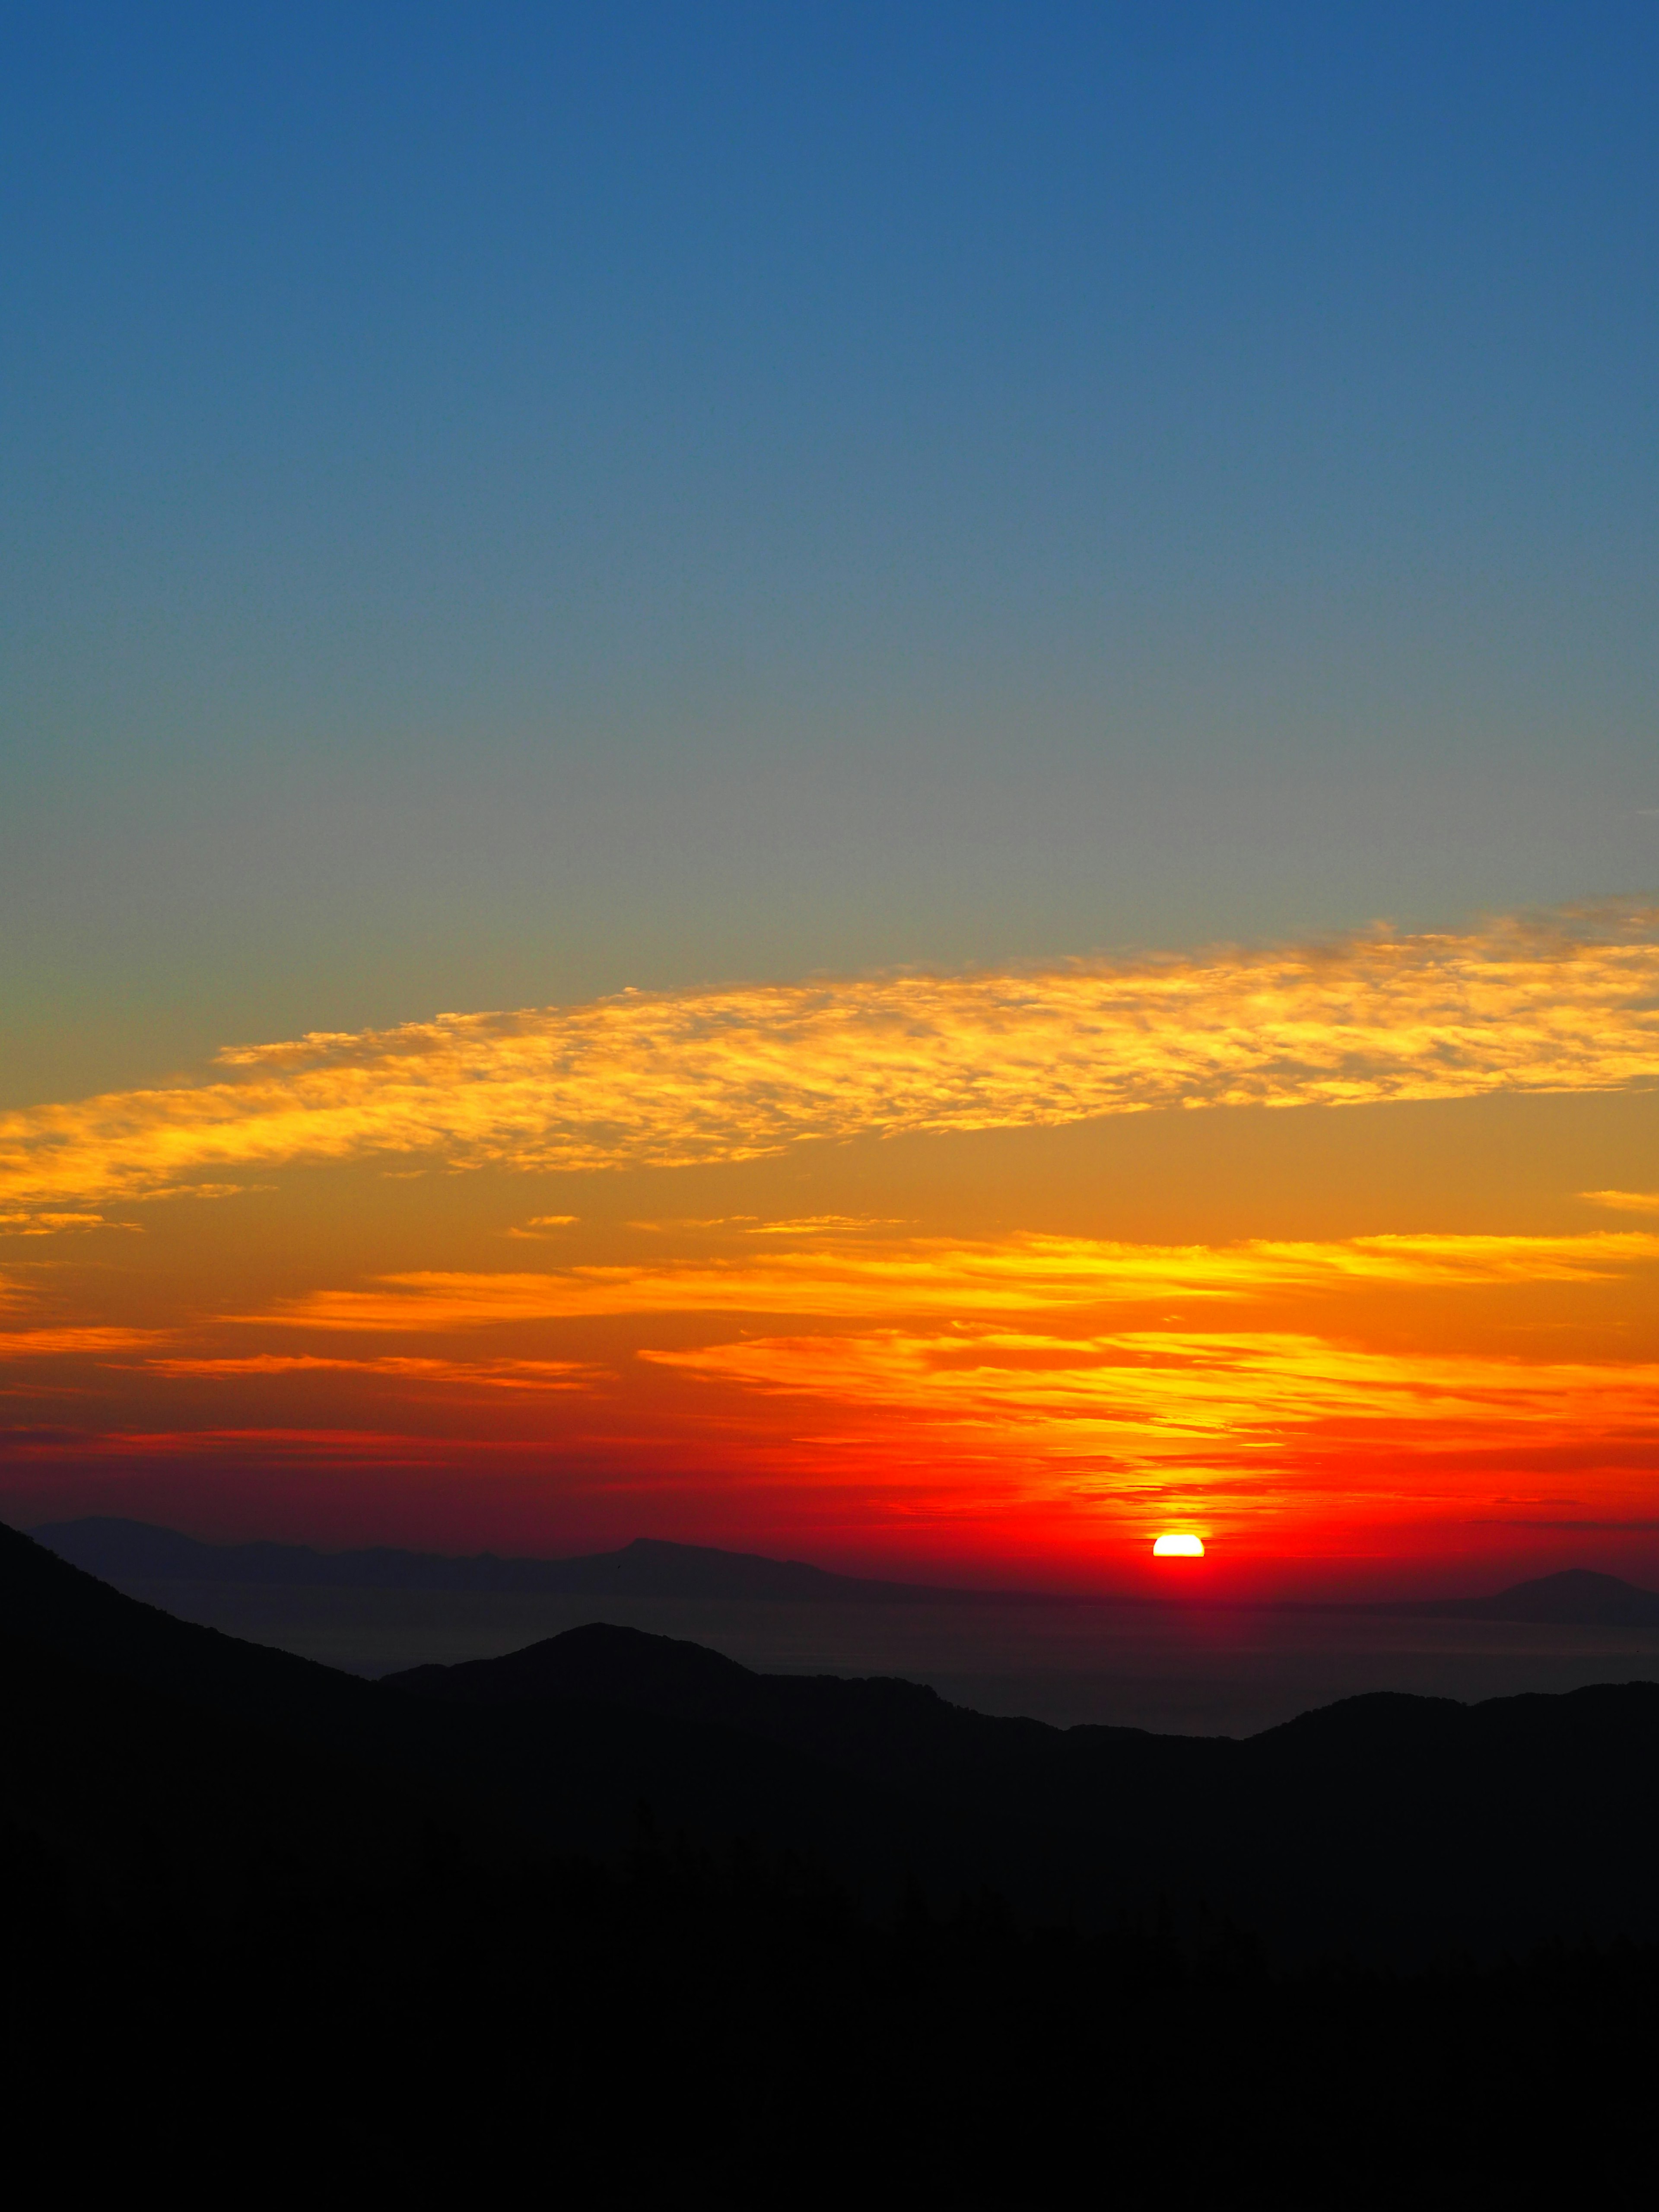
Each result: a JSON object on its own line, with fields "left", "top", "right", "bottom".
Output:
{"left": 3, "top": 902, "right": 1656, "bottom": 1219}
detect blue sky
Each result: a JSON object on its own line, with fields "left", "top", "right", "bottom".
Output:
{"left": 4, "top": 1, "right": 1657, "bottom": 1102}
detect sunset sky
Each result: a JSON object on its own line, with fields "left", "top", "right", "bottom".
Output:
{"left": 4, "top": 4, "right": 1657, "bottom": 1593}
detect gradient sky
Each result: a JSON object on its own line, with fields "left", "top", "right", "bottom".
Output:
{"left": 3, "top": 4, "right": 1656, "bottom": 1591}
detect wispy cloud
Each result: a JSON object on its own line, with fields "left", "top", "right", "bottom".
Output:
{"left": 0, "top": 1326, "right": 158, "bottom": 1359}
{"left": 1583, "top": 1189, "right": 1659, "bottom": 1215}
{"left": 150, "top": 1353, "right": 590, "bottom": 1390}
{"left": 1, "top": 903, "right": 1655, "bottom": 1217}
{"left": 242, "top": 1228, "right": 1659, "bottom": 1333}
{"left": 0, "top": 1211, "right": 134, "bottom": 1236}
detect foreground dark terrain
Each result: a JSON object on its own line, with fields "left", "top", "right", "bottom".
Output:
{"left": 4, "top": 1519, "right": 1656, "bottom": 2202}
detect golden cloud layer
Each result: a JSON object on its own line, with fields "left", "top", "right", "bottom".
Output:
{"left": 245, "top": 1228, "right": 1659, "bottom": 1333}
{"left": 2, "top": 903, "right": 1656, "bottom": 1219}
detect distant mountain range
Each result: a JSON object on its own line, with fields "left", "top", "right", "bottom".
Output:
{"left": 29, "top": 1515, "right": 958, "bottom": 1601}
{"left": 30, "top": 1516, "right": 1659, "bottom": 1624}
{"left": 1398, "top": 1567, "right": 1659, "bottom": 1627}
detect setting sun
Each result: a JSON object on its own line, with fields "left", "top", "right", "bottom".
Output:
{"left": 1154, "top": 1533, "right": 1206, "bottom": 1558}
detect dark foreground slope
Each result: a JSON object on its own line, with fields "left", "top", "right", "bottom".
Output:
{"left": 5, "top": 1521, "right": 1659, "bottom": 2203}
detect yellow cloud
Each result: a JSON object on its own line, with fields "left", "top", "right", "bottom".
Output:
{"left": 244, "top": 1228, "right": 1659, "bottom": 1333}
{"left": 1583, "top": 1189, "right": 1659, "bottom": 1214}
{"left": 0, "top": 1211, "right": 130, "bottom": 1235}
{"left": 0, "top": 902, "right": 1654, "bottom": 1214}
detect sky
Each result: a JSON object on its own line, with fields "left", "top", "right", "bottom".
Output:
{"left": 3, "top": 2, "right": 1656, "bottom": 1593}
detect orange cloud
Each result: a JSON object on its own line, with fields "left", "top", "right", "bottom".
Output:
{"left": 0, "top": 902, "right": 1654, "bottom": 1219}
{"left": 0, "top": 1326, "right": 157, "bottom": 1359}
{"left": 151, "top": 1353, "right": 590, "bottom": 1390}
{"left": 643, "top": 1323, "right": 1659, "bottom": 1533}
{"left": 181, "top": 1220, "right": 1655, "bottom": 1546}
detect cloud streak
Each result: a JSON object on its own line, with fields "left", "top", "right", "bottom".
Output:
{"left": 243, "top": 1229, "right": 1659, "bottom": 1333}
{"left": 2, "top": 903, "right": 1655, "bottom": 1221}
{"left": 1583, "top": 1189, "right": 1659, "bottom": 1215}
{"left": 150, "top": 1353, "right": 591, "bottom": 1391}
{"left": 0, "top": 1327, "right": 157, "bottom": 1359}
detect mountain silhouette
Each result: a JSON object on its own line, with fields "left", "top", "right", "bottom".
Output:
{"left": 29, "top": 1514, "right": 979, "bottom": 1600}
{"left": 1409, "top": 1566, "right": 1659, "bottom": 1625}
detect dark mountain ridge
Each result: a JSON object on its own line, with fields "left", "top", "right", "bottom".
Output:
{"left": 387, "top": 1619, "right": 1659, "bottom": 1961}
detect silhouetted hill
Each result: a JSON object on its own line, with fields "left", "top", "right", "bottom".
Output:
{"left": 30, "top": 1514, "right": 970, "bottom": 1600}
{"left": 390, "top": 1618, "right": 1057, "bottom": 1783}
{"left": 0, "top": 1625, "right": 436, "bottom": 1913}
{"left": 1408, "top": 1566, "right": 1659, "bottom": 1625}
{"left": 0, "top": 1520, "right": 913, "bottom": 1879}
{"left": 2, "top": 1516, "right": 388, "bottom": 1737}
{"left": 388, "top": 1617, "right": 1659, "bottom": 1962}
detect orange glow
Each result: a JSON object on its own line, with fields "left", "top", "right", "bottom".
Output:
{"left": 1, "top": 1210, "right": 1645, "bottom": 1569}
{"left": 642, "top": 1323, "right": 1659, "bottom": 1535}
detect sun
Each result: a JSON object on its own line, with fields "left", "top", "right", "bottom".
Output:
{"left": 1153, "top": 1532, "right": 1205, "bottom": 1558}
